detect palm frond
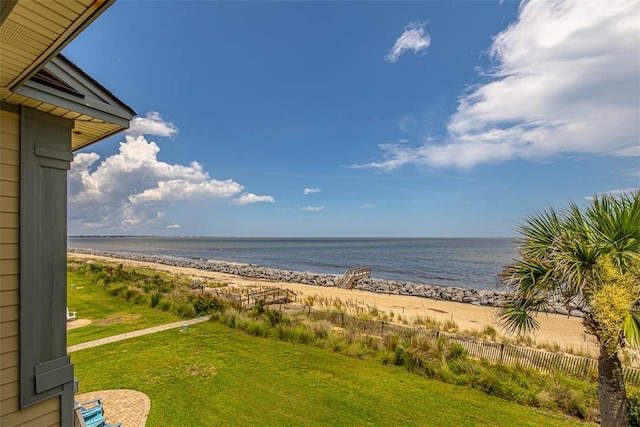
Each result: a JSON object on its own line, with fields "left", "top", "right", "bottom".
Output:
{"left": 498, "top": 301, "right": 541, "bottom": 335}
{"left": 501, "top": 258, "right": 554, "bottom": 289}
{"left": 587, "top": 191, "right": 640, "bottom": 272}
{"left": 518, "top": 208, "right": 563, "bottom": 259}
{"left": 622, "top": 311, "right": 640, "bottom": 349}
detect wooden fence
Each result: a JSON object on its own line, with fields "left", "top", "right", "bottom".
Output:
{"left": 306, "top": 309, "right": 640, "bottom": 386}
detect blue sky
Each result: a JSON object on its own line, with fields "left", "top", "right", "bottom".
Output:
{"left": 64, "top": 0, "right": 639, "bottom": 237}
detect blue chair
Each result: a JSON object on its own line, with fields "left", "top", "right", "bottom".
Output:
{"left": 75, "top": 398, "right": 122, "bottom": 427}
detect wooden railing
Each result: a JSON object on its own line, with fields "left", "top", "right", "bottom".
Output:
{"left": 207, "top": 286, "right": 297, "bottom": 308}
{"left": 336, "top": 266, "right": 371, "bottom": 290}
{"left": 247, "top": 288, "right": 297, "bottom": 308}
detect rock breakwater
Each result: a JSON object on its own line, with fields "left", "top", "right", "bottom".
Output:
{"left": 68, "top": 249, "right": 582, "bottom": 316}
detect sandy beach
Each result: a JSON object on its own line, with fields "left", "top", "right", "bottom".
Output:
{"left": 68, "top": 252, "right": 599, "bottom": 356}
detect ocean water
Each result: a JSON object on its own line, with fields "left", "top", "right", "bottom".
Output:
{"left": 67, "top": 237, "right": 519, "bottom": 291}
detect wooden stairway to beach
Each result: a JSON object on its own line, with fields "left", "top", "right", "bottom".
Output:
{"left": 336, "top": 266, "right": 371, "bottom": 290}
{"left": 246, "top": 287, "right": 297, "bottom": 308}
{"left": 207, "top": 286, "right": 297, "bottom": 308}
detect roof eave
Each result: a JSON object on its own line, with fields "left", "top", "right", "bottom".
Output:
{"left": 6, "top": 0, "right": 116, "bottom": 92}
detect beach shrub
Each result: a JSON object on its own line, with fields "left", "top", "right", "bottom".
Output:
{"left": 157, "top": 298, "right": 172, "bottom": 312}
{"left": 413, "top": 315, "right": 439, "bottom": 328}
{"left": 446, "top": 343, "right": 467, "bottom": 361}
{"left": 222, "top": 309, "right": 245, "bottom": 329}
{"left": 107, "top": 284, "right": 127, "bottom": 297}
{"left": 393, "top": 346, "right": 412, "bottom": 368}
{"left": 534, "top": 376, "right": 597, "bottom": 420}
{"left": 629, "top": 386, "right": 640, "bottom": 426}
{"left": 277, "top": 324, "right": 315, "bottom": 345}
{"left": 343, "top": 325, "right": 358, "bottom": 344}
{"left": 379, "top": 350, "right": 396, "bottom": 366}
{"left": 132, "top": 293, "right": 150, "bottom": 306}
{"left": 322, "top": 333, "right": 346, "bottom": 353}
{"left": 274, "top": 324, "right": 287, "bottom": 341}
{"left": 382, "top": 333, "right": 400, "bottom": 352}
{"left": 311, "top": 320, "right": 332, "bottom": 339}
{"left": 437, "top": 363, "right": 456, "bottom": 384}
{"left": 122, "top": 286, "right": 141, "bottom": 301}
{"left": 447, "top": 358, "right": 477, "bottom": 378}
{"left": 88, "top": 263, "right": 104, "bottom": 273}
{"left": 150, "top": 293, "right": 161, "bottom": 308}
{"left": 359, "top": 335, "right": 379, "bottom": 351}
{"left": 472, "top": 367, "right": 503, "bottom": 396}
{"left": 93, "top": 270, "right": 109, "bottom": 287}
{"left": 253, "top": 299, "right": 266, "bottom": 316}
{"left": 191, "top": 294, "right": 225, "bottom": 315}
{"left": 265, "top": 308, "right": 283, "bottom": 327}
{"left": 481, "top": 325, "right": 498, "bottom": 341}
{"left": 443, "top": 319, "right": 458, "bottom": 332}
{"left": 173, "top": 301, "right": 196, "bottom": 319}
{"left": 344, "top": 341, "right": 370, "bottom": 359}
{"left": 243, "top": 319, "right": 271, "bottom": 338}
{"left": 297, "top": 325, "right": 317, "bottom": 344}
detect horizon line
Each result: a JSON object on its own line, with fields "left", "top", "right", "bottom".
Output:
{"left": 68, "top": 235, "right": 518, "bottom": 239}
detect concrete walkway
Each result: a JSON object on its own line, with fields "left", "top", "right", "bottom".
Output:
{"left": 67, "top": 316, "right": 210, "bottom": 353}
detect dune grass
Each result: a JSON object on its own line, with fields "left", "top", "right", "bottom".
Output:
{"left": 68, "top": 271, "right": 589, "bottom": 426}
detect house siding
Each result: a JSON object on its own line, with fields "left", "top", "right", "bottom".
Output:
{"left": 0, "top": 109, "right": 61, "bottom": 426}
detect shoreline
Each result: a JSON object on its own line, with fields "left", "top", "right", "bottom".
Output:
{"left": 67, "top": 248, "right": 582, "bottom": 317}
{"left": 67, "top": 250, "right": 598, "bottom": 356}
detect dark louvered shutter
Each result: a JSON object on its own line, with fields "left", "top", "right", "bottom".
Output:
{"left": 20, "top": 107, "right": 74, "bottom": 417}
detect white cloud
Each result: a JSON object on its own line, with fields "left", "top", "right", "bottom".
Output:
{"left": 128, "top": 111, "right": 178, "bottom": 137}
{"left": 68, "top": 134, "right": 244, "bottom": 231}
{"left": 301, "top": 206, "right": 325, "bottom": 212}
{"left": 349, "top": 142, "right": 430, "bottom": 170}
{"left": 385, "top": 22, "right": 431, "bottom": 63}
{"left": 129, "top": 179, "right": 241, "bottom": 204}
{"left": 166, "top": 224, "right": 181, "bottom": 229}
{"left": 363, "top": 0, "right": 639, "bottom": 169}
{"left": 362, "top": 204, "right": 374, "bottom": 209}
{"left": 398, "top": 116, "right": 416, "bottom": 133}
{"left": 303, "top": 187, "right": 321, "bottom": 195}
{"left": 620, "top": 166, "right": 640, "bottom": 178}
{"left": 231, "top": 193, "right": 276, "bottom": 205}
{"left": 585, "top": 187, "right": 640, "bottom": 201}
{"left": 612, "top": 145, "right": 640, "bottom": 157}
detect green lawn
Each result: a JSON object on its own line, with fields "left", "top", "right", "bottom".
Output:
{"left": 69, "top": 272, "right": 589, "bottom": 426}
{"left": 67, "top": 270, "right": 182, "bottom": 346}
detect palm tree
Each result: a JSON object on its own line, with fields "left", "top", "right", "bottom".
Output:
{"left": 499, "top": 191, "right": 640, "bottom": 426}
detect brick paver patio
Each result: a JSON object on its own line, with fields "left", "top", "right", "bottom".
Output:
{"left": 76, "top": 389, "right": 150, "bottom": 427}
